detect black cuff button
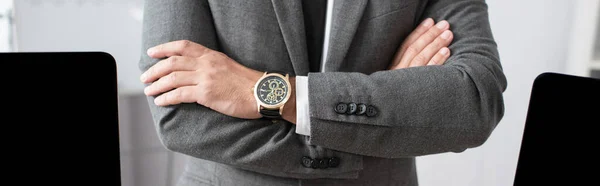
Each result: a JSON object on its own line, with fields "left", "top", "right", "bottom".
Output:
{"left": 346, "top": 102, "right": 357, "bottom": 115}
{"left": 356, "top": 104, "right": 367, "bottom": 115}
{"left": 301, "top": 156, "right": 314, "bottom": 168}
{"left": 328, "top": 157, "right": 340, "bottom": 168}
{"left": 335, "top": 103, "right": 348, "bottom": 114}
{"left": 366, "top": 105, "right": 378, "bottom": 117}
{"left": 316, "top": 158, "right": 328, "bottom": 169}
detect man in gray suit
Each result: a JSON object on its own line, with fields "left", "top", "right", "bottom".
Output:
{"left": 138, "top": 0, "right": 506, "bottom": 185}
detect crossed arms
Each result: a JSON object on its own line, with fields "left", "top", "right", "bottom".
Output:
{"left": 138, "top": 0, "right": 507, "bottom": 179}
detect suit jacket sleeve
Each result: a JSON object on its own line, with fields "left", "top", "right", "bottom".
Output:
{"left": 306, "top": 0, "right": 508, "bottom": 158}
{"left": 138, "top": 0, "right": 364, "bottom": 179}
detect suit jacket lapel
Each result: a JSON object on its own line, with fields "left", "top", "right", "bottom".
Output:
{"left": 271, "top": 0, "right": 310, "bottom": 76}
{"left": 324, "top": 0, "right": 368, "bottom": 71}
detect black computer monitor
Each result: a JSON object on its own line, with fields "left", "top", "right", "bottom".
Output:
{"left": 1, "top": 52, "right": 121, "bottom": 185}
{"left": 514, "top": 72, "right": 600, "bottom": 185}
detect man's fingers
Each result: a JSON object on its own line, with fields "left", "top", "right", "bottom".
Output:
{"left": 154, "top": 86, "right": 198, "bottom": 106}
{"left": 409, "top": 30, "right": 453, "bottom": 67}
{"left": 398, "top": 18, "right": 434, "bottom": 56}
{"left": 396, "top": 20, "right": 450, "bottom": 69}
{"left": 389, "top": 18, "right": 434, "bottom": 69}
{"left": 144, "top": 71, "right": 199, "bottom": 96}
{"left": 147, "top": 40, "right": 210, "bottom": 59}
{"left": 141, "top": 56, "right": 197, "bottom": 83}
{"left": 426, "top": 47, "right": 451, "bottom": 66}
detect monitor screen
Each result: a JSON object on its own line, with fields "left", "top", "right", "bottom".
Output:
{"left": 1, "top": 52, "right": 121, "bottom": 185}
{"left": 514, "top": 72, "right": 600, "bottom": 185}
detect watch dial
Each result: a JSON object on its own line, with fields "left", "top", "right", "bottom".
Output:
{"left": 256, "top": 75, "right": 288, "bottom": 105}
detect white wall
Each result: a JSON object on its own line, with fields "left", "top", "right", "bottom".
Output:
{"left": 12, "top": 0, "right": 145, "bottom": 95}
{"left": 416, "top": 0, "right": 577, "bottom": 186}
{"left": 0, "top": 0, "right": 12, "bottom": 52}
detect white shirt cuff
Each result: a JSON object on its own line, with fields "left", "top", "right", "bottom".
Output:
{"left": 295, "top": 76, "right": 311, "bottom": 136}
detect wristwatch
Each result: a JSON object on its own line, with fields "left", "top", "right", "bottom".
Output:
{"left": 253, "top": 71, "right": 292, "bottom": 119}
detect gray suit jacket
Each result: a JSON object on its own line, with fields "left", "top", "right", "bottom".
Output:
{"left": 138, "top": 0, "right": 507, "bottom": 185}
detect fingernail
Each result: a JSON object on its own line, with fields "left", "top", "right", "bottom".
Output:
{"left": 144, "top": 86, "right": 151, "bottom": 95}
{"left": 154, "top": 97, "right": 161, "bottom": 106}
{"left": 436, "top": 21, "right": 448, "bottom": 29}
{"left": 440, "top": 30, "right": 451, "bottom": 39}
{"left": 421, "top": 18, "right": 433, "bottom": 27}
{"left": 146, "top": 48, "right": 155, "bottom": 56}
{"left": 440, "top": 47, "right": 449, "bottom": 55}
{"left": 140, "top": 73, "right": 147, "bottom": 82}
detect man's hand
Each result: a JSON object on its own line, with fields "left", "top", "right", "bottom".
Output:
{"left": 140, "top": 40, "right": 265, "bottom": 119}
{"left": 388, "top": 18, "right": 454, "bottom": 69}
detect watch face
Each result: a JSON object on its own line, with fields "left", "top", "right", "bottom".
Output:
{"left": 256, "top": 75, "right": 289, "bottom": 105}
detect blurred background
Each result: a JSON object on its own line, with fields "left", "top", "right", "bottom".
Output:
{"left": 0, "top": 0, "right": 598, "bottom": 185}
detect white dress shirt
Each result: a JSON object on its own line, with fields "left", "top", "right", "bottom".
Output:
{"left": 295, "top": 0, "right": 334, "bottom": 136}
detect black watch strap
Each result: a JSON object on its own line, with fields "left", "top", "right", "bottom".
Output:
{"left": 260, "top": 108, "right": 282, "bottom": 119}
{"left": 268, "top": 70, "right": 287, "bottom": 76}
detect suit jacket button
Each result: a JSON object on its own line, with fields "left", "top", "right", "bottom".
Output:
{"left": 356, "top": 104, "right": 367, "bottom": 115}
{"left": 310, "top": 160, "right": 319, "bottom": 169}
{"left": 316, "top": 158, "right": 328, "bottom": 169}
{"left": 346, "top": 102, "right": 357, "bottom": 115}
{"left": 301, "top": 156, "right": 313, "bottom": 168}
{"left": 366, "top": 105, "right": 378, "bottom": 117}
{"left": 335, "top": 103, "right": 348, "bottom": 114}
{"left": 328, "top": 157, "right": 340, "bottom": 168}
